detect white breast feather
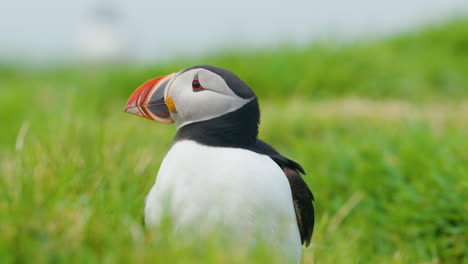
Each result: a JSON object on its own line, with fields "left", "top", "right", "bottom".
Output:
{"left": 144, "top": 140, "right": 301, "bottom": 263}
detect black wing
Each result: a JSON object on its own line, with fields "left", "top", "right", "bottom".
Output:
{"left": 251, "top": 139, "right": 315, "bottom": 246}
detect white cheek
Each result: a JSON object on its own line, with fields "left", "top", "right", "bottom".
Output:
{"left": 173, "top": 88, "right": 252, "bottom": 129}
{"left": 199, "top": 73, "right": 237, "bottom": 97}
{"left": 167, "top": 69, "right": 253, "bottom": 129}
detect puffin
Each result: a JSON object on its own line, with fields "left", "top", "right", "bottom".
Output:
{"left": 124, "top": 65, "right": 314, "bottom": 263}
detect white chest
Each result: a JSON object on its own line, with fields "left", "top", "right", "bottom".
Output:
{"left": 144, "top": 140, "right": 301, "bottom": 261}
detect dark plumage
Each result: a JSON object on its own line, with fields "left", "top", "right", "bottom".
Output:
{"left": 251, "top": 139, "right": 314, "bottom": 246}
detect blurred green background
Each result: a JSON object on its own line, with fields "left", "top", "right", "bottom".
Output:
{"left": 0, "top": 16, "right": 467, "bottom": 264}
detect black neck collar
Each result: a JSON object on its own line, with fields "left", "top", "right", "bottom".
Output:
{"left": 172, "top": 98, "right": 260, "bottom": 148}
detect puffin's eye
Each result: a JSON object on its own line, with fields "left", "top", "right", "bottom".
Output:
{"left": 192, "top": 79, "right": 204, "bottom": 91}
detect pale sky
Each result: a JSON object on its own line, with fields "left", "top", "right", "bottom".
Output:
{"left": 0, "top": 0, "right": 467, "bottom": 63}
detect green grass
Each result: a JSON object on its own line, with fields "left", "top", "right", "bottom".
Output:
{"left": 1, "top": 19, "right": 467, "bottom": 263}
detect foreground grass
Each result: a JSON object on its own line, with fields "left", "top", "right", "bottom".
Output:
{"left": 1, "top": 98, "right": 466, "bottom": 263}
{"left": 1, "top": 19, "right": 468, "bottom": 263}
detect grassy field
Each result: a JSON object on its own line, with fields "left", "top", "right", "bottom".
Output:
{"left": 0, "top": 19, "right": 467, "bottom": 263}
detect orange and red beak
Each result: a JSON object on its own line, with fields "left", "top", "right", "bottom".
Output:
{"left": 124, "top": 74, "right": 176, "bottom": 124}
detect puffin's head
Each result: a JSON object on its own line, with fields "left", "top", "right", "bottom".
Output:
{"left": 125, "top": 65, "right": 257, "bottom": 129}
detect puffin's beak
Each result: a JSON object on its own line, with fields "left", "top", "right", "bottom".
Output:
{"left": 124, "top": 74, "right": 176, "bottom": 124}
